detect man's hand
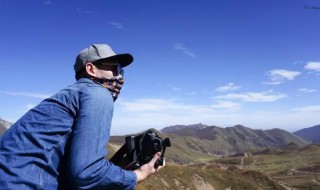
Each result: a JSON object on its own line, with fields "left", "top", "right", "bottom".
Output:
{"left": 133, "top": 152, "right": 165, "bottom": 182}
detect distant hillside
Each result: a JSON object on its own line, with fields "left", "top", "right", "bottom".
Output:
{"left": 161, "top": 123, "right": 207, "bottom": 133}
{"left": 108, "top": 125, "right": 309, "bottom": 164}
{"left": 294, "top": 124, "right": 320, "bottom": 143}
{"left": 160, "top": 124, "right": 308, "bottom": 156}
{"left": 0, "top": 118, "right": 11, "bottom": 136}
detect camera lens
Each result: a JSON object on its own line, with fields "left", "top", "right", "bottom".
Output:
{"left": 164, "top": 138, "right": 171, "bottom": 147}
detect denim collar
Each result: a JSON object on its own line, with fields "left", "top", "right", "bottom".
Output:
{"left": 77, "top": 77, "right": 95, "bottom": 84}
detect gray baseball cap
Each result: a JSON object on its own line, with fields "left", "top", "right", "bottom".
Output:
{"left": 74, "top": 44, "right": 133, "bottom": 72}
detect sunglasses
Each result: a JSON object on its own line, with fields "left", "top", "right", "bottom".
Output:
{"left": 94, "top": 62, "right": 124, "bottom": 77}
{"left": 116, "top": 63, "right": 124, "bottom": 77}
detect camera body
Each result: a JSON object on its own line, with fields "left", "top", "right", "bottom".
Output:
{"left": 110, "top": 129, "right": 171, "bottom": 170}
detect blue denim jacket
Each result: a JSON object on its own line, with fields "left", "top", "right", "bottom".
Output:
{"left": 0, "top": 78, "right": 137, "bottom": 189}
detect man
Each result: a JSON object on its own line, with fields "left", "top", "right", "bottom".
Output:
{"left": 0, "top": 44, "right": 164, "bottom": 189}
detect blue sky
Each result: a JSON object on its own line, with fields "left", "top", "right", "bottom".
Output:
{"left": 1, "top": 0, "right": 320, "bottom": 135}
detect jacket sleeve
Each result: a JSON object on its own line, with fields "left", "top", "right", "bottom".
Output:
{"left": 66, "top": 86, "right": 137, "bottom": 189}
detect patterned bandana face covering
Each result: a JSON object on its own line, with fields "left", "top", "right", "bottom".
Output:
{"left": 92, "top": 76, "right": 124, "bottom": 101}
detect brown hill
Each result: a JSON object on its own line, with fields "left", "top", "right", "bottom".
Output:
{"left": 135, "top": 163, "right": 286, "bottom": 190}
{"left": 107, "top": 129, "right": 320, "bottom": 189}
{"left": 161, "top": 124, "right": 308, "bottom": 155}
{"left": 108, "top": 138, "right": 320, "bottom": 190}
{"left": 109, "top": 125, "right": 308, "bottom": 164}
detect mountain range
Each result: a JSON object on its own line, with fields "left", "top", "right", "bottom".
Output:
{"left": 108, "top": 123, "right": 310, "bottom": 164}
{"left": 294, "top": 124, "right": 320, "bottom": 144}
{"left": 161, "top": 123, "right": 308, "bottom": 156}
{"left": 0, "top": 118, "right": 11, "bottom": 136}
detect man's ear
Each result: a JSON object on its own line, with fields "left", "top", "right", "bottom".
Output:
{"left": 85, "top": 63, "right": 97, "bottom": 77}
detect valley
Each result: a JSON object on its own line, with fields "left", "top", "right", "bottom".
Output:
{"left": 108, "top": 124, "right": 320, "bottom": 190}
{"left": 108, "top": 142, "right": 320, "bottom": 190}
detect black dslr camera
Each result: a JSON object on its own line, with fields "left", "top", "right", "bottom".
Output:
{"left": 110, "top": 129, "right": 171, "bottom": 170}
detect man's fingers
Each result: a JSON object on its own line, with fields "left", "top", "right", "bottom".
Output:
{"left": 149, "top": 152, "right": 161, "bottom": 166}
{"left": 157, "top": 158, "right": 165, "bottom": 170}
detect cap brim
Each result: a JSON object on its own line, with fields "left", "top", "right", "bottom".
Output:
{"left": 97, "top": 53, "right": 133, "bottom": 68}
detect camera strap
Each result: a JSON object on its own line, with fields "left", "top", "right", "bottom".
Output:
{"left": 109, "top": 143, "right": 127, "bottom": 166}
{"left": 109, "top": 135, "right": 139, "bottom": 170}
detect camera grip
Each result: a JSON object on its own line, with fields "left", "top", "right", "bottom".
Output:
{"left": 154, "top": 156, "right": 163, "bottom": 169}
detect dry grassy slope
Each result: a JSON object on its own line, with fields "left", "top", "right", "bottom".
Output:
{"left": 215, "top": 144, "right": 320, "bottom": 172}
{"left": 136, "top": 163, "right": 286, "bottom": 190}
{"left": 106, "top": 144, "right": 320, "bottom": 190}
{"left": 107, "top": 134, "right": 320, "bottom": 189}
{"left": 213, "top": 144, "right": 320, "bottom": 189}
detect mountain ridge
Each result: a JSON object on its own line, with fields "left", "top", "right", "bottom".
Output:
{"left": 159, "top": 124, "right": 308, "bottom": 156}
{"left": 161, "top": 123, "right": 208, "bottom": 133}
{"left": 294, "top": 124, "right": 320, "bottom": 143}
{"left": 0, "top": 118, "right": 12, "bottom": 136}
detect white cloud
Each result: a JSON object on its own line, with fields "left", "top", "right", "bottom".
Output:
{"left": 110, "top": 22, "right": 126, "bottom": 30}
{"left": 0, "top": 91, "right": 51, "bottom": 99}
{"left": 210, "top": 100, "right": 241, "bottom": 110}
{"left": 119, "top": 98, "right": 240, "bottom": 113}
{"left": 173, "top": 43, "right": 195, "bottom": 57}
{"left": 118, "top": 99, "right": 202, "bottom": 112}
{"left": 265, "top": 69, "right": 301, "bottom": 84}
{"left": 166, "top": 84, "right": 181, "bottom": 92}
{"left": 305, "top": 61, "right": 320, "bottom": 72}
{"left": 292, "top": 105, "right": 320, "bottom": 113}
{"left": 112, "top": 98, "right": 220, "bottom": 134}
{"left": 74, "top": 7, "right": 91, "bottom": 14}
{"left": 40, "top": 0, "right": 52, "bottom": 5}
{"left": 233, "top": 111, "right": 320, "bottom": 133}
{"left": 26, "top": 104, "right": 36, "bottom": 110}
{"left": 172, "top": 87, "right": 181, "bottom": 92}
{"left": 216, "top": 83, "right": 241, "bottom": 92}
{"left": 111, "top": 98, "right": 319, "bottom": 135}
{"left": 263, "top": 81, "right": 283, "bottom": 85}
{"left": 213, "top": 91, "right": 287, "bottom": 102}
{"left": 298, "top": 88, "right": 317, "bottom": 93}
